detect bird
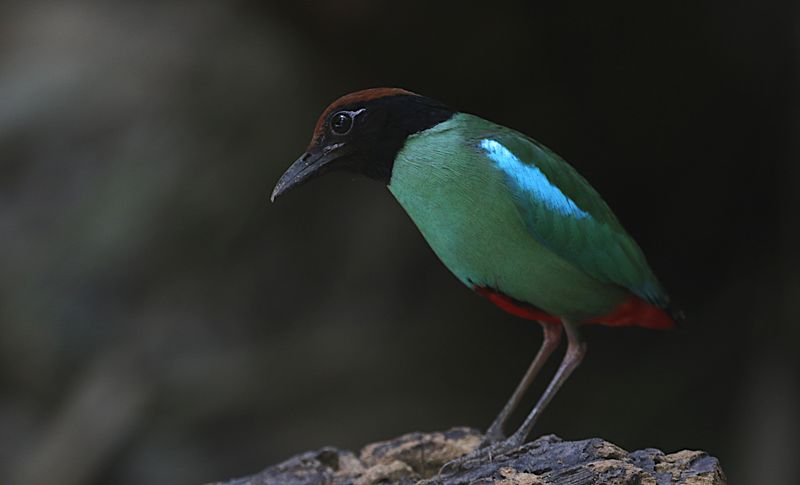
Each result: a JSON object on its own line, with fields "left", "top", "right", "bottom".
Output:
{"left": 271, "top": 88, "right": 676, "bottom": 455}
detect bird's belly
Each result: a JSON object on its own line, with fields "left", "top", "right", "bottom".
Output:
{"left": 389, "top": 181, "right": 625, "bottom": 320}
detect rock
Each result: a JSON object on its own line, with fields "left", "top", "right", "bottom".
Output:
{"left": 210, "top": 428, "right": 726, "bottom": 485}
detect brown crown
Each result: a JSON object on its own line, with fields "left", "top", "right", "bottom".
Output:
{"left": 310, "top": 88, "right": 418, "bottom": 144}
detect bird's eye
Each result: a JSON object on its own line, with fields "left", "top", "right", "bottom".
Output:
{"left": 330, "top": 112, "right": 353, "bottom": 135}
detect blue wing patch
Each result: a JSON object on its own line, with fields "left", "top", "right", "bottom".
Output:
{"left": 476, "top": 134, "right": 668, "bottom": 308}
{"left": 479, "top": 139, "right": 591, "bottom": 220}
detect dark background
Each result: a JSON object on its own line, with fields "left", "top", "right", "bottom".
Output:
{"left": 1, "top": 1, "right": 797, "bottom": 484}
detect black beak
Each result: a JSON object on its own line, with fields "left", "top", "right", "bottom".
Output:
{"left": 270, "top": 144, "right": 346, "bottom": 202}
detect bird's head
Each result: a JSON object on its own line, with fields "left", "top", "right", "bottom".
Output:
{"left": 271, "top": 88, "right": 454, "bottom": 201}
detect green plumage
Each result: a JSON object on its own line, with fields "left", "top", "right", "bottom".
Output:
{"left": 388, "top": 113, "right": 668, "bottom": 320}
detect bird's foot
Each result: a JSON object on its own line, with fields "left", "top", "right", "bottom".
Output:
{"left": 438, "top": 435, "right": 522, "bottom": 476}
{"left": 477, "top": 427, "right": 505, "bottom": 449}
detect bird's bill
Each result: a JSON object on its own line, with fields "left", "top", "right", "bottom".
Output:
{"left": 270, "top": 144, "right": 346, "bottom": 202}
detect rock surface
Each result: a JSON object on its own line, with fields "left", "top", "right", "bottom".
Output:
{"left": 211, "top": 428, "right": 726, "bottom": 485}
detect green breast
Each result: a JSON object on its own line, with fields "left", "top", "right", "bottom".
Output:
{"left": 387, "top": 114, "right": 627, "bottom": 320}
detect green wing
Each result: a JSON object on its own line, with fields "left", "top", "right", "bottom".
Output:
{"left": 473, "top": 124, "right": 669, "bottom": 307}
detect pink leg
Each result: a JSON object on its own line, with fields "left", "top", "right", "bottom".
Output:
{"left": 505, "top": 318, "right": 586, "bottom": 447}
{"left": 482, "top": 321, "right": 563, "bottom": 445}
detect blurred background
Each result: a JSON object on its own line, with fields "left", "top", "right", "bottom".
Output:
{"left": 0, "top": 1, "right": 797, "bottom": 484}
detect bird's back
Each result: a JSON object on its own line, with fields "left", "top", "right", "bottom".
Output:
{"left": 388, "top": 113, "right": 672, "bottom": 327}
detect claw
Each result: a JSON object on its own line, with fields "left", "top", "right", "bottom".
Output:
{"left": 437, "top": 439, "right": 517, "bottom": 477}
{"left": 478, "top": 429, "right": 506, "bottom": 449}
